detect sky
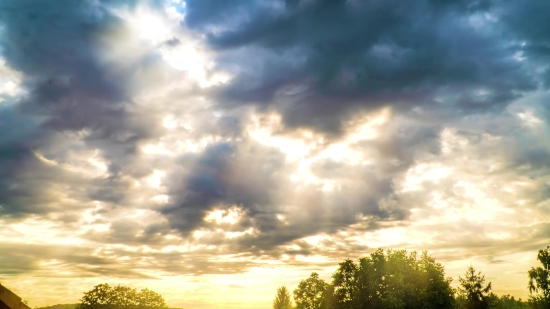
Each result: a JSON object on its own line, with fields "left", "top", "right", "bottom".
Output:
{"left": 0, "top": 0, "right": 549, "bottom": 308}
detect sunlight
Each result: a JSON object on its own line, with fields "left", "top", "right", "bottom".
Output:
{"left": 225, "top": 227, "right": 256, "bottom": 239}
{"left": 87, "top": 156, "right": 109, "bottom": 175}
{"left": 152, "top": 194, "right": 169, "bottom": 204}
{"left": 295, "top": 254, "right": 331, "bottom": 263}
{"left": 517, "top": 110, "right": 543, "bottom": 128}
{"left": 371, "top": 228, "right": 408, "bottom": 247}
{"left": 141, "top": 143, "right": 177, "bottom": 156}
{"left": 146, "top": 170, "right": 166, "bottom": 189}
{"left": 204, "top": 206, "right": 245, "bottom": 225}
{"left": 247, "top": 109, "right": 389, "bottom": 189}
{"left": 33, "top": 150, "right": 110, "bottom": 178}
{"left": 163, "top": 115, "right": 178, "bottom": 129}
{"left": 345, "top": 107, "right": 391, "bottom": 143}
{"left": 0, "top": 59, "right": 24, "bottom": 102}
{"left": 401, "top": 163, "right": 452, "bottom": 192}
{"left": 192, "top": 229, "right": 211, "bottom": 240}
{"left": 161, "top": 45, "right": 207, "bottom": 77}
{"left": 248, "top": 113, "right": 314, "bottom": 162}
{"left": 301, "top": 234, "right": 331, "bottom": 247}
{"left": 0, "top": 217, "right": 85, "bottom": 245}
{"left": 440, "top": 128, "right": 471, "bottom": 154}
{"left": 160, "top": 43, "right": 232, "bottom": 88}
{"left": 121, "top": 7, "right": 172, "bottom": 44}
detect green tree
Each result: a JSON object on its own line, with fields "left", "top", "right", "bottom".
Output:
{"left": 273, "top": 286, "right": 293, "bottom": 309}
{"left": 294, "top": 273, "right": 328, "bottom": 309}
{"left": 416, "top": 251, "right": 455, "bottom": 309}
{"left": 136, "top": 289, "right": 167, "bottom": 309}
{"left": 322, "top": 284, "right": 335, "bottom": 309}
{"left": 79, "top": 284, "right": 166, "bottom": 309}
{"left": 332, "top": 259, "right": 358, "bottom": 309}
{"left": 457, "top": 266, "right": 492, "bottom": 309}
{"left": 330, "top": 249, "right": 454, "bottom": 309}
{"left": 528, "top": 246, "right": 550, "bottom": 309}
{"left": 486, "top": 293, "right": 531, "bottom": 309}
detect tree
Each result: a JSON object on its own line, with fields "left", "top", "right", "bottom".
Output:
{"left": 486, "top": 293, "right": 531, "bottom": 309}
{"left": 79, "top": 284, "right": 167, "bottom": 309}
{"left": 322, "top": 284, "right": 335, "bottom": 309}
{"left": 294, "top": 273, "right": 328, "bottom": 309}
{"left": 332, "top": 259, "right": 358, "bottom": 309}
{"left": 273, "top": 286, "right": 293, "bottom": 309}
{"left": 136, "top": 289, "right": 167, "bottom": 309}
{"left": 457, "top": 266, "right": 492, "bottom": 309}
{"left": 416, "top": 251, "right": 455, "bottom": 309}
{"left": 330, "top": 249, "right": 454, "bottom": 309}
{"left": 528, "top": 246, "right": 550, "bottom": 309}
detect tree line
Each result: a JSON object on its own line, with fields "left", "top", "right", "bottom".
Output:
{"left": 41, "top": 245, "right": 550, "bottom": 309}
{"left": 273, "top": 246, "right": 550, "bottom": 309}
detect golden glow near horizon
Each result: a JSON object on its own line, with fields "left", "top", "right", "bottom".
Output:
{"left": 1, "top": 2, "right": 550, "bottom": 309}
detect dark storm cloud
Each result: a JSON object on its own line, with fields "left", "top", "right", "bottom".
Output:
{"left": 0, "top": 0, "right": 165, "bottom": 217}
{"left": 0, "top": 106, "right": 56, "bottom": 217}
{"left": 159, "top": 136, "right": 404, "bottom": 253}
{"left": 161, "top": 140, "right": 285, "bottom": 236}
{"left": 185, "top": 0, "right": 535, "bottom": 134}
{"left": 501, "top": 0, "right": 550, "bottom": 87}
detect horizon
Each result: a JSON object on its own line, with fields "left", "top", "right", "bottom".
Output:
{"left": 1, "top": 0, "right": 550, "bottom": 308}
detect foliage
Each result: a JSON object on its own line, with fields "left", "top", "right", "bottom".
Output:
{"left": 332, "top": 259, "right": 357, "bottom": 309}
{"left": 529, "top": 246, "right": 550, "bottom": 308}
{"left": 273, "top": 286, "right": 293, "bottom": 309}
{"left": 457, "top": 266, "right": 492, "bottom": 309}
{"left": 328, "top": 249, "right": 455, "bottom": 309}
{"left": 529, "top": 295, "right": 550, "bottom": 309}
{"left": 486, "top": 293, "right": 530, "bottom": 309}
{"left": 293, "top": 273, "right": 328, "bottom": 309}
{"left": 79, "top": 284, "right": 167, "bottom": 309}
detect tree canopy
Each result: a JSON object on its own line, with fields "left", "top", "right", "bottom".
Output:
{"left": 79, "top": 284, "right": 167, "bottom": 309}
{"left": 282, "top": 249, "right": 455, "bottom": 309}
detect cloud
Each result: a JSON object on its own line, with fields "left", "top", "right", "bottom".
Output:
{"left": 160, "top": 139, "right": 287, "bottom": 237}
{"left": 501, "top": 0, "right": 550, "bottom": 87}
{"left": 185, "top": 0, "right": 535, "bottom": 134}
{"left": 0, "top": 0, "right": 168, "bottom": 217}
{"left": 159, "top": 128, "right": 406, "bottom": 254}
{"left": 0, "top": 242, "right": 153, "bottom": 278}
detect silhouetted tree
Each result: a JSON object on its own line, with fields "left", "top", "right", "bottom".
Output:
{"left": 457, "top": 266, "right": 492, "bottom": 309}
{"left": 293, "top": 272, "right": 328, "bottom": 309}
{"left": 79, "top": 284, "right": 166, "bottom": 309}
{"left": 528, "top": 246, "right": 550, "bottom": 309}
{"left": 273, "top": 286, "right": 293, "bottom": 309}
